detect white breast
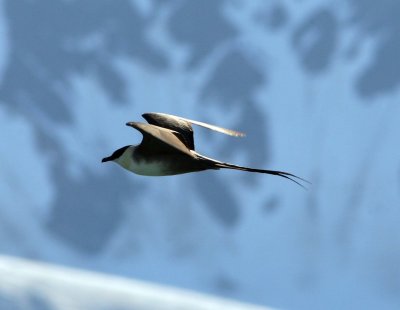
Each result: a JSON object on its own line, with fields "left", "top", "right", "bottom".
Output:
{"left": 127, "top": 160, "right": 168, "bottom": 176}
{"left": 114, "top": 147, "right": 168, "bottom": 176}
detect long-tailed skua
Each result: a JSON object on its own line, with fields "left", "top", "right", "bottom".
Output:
{"left": 102, "top": 113, "right": 308, "bottom": 187}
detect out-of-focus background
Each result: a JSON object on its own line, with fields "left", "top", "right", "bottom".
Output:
{"left": 0, "top": 0, "right": 399, "bottom": 309}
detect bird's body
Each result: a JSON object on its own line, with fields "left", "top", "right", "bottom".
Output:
{"left": 114, "top": 145, "right": 209, "bottom": 176}
{"left": 102, "top": 113, "right": 308, "bottom": 187}
{"left": 112, "top": 146, "right": 166, "bottom": 176}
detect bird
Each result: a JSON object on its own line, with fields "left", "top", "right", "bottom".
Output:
{"left": 102, "top": 113, "right": 309, "bottom": 187}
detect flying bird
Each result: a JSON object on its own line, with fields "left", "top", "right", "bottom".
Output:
{"left": 102, "top": 113, "right": 308, "bottom": 187}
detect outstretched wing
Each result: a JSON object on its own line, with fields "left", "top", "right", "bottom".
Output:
{"left": 180, "top": 116, "right": 245, "bottom": 137}
{"left": 126, "top": 122, "right": 195, "bottom": 158}
{"left": 142, "top": 112, "right": 245, "bottom": 150}
{"left": 142, "top": 113, "right": 195, "bottom": 150}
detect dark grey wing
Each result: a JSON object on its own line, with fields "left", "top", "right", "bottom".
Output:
{"left": 142, "top": 113, "right": 195, "bottom": 150}
{"left": 142, "top": 113, "right": 246, "bottom": 151}
{"left": 126, "top": 122, "right": 195, "bottom": 158}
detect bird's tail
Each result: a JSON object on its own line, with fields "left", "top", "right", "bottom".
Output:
{"left": 194, "top": 152, "right": 310, "bottom": 188}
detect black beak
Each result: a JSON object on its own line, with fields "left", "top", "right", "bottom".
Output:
{"left": 101, "top": 156, "right": 112, "bottom": 163}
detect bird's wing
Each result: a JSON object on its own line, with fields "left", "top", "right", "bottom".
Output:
{"left": 126, "top": 122, "right": 195, "bottom": 157}
{"left": 142, "top": 113, "right": 195, "bottom": 150}
{"left": 142, "top": 113, "right": 245, "bottom": 150}
{"left": 181, "top": 116, "right": 245, "bottom": 137}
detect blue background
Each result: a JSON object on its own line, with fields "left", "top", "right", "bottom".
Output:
{"left": 0, "top": 0, "right": 399, "bottom": 309}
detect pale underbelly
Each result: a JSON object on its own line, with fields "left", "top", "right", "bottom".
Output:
{"left": 124, "top": 159, "right": 209, "bottom": 176}
{"left": 127, "top": 160, "right": 170, "bottom": 176}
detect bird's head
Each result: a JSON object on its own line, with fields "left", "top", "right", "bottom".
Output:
{"left": 102, "top": 145, "right": 131, "bottom": 163}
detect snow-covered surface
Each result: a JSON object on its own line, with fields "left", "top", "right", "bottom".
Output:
{"left": 0, "top": 255, "right": 270, "bottom": 310}
{"left": 0, "top": 0, "right": 400, "bottom": 309}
